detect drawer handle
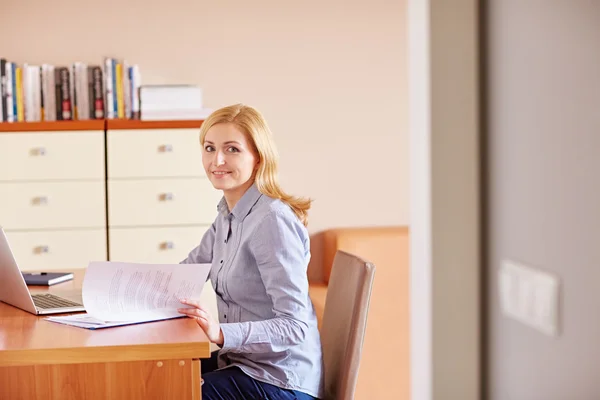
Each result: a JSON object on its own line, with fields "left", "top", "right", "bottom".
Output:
{"left": 158, "top": 144, "right": 173, "bottom": 153}
{"left": 159, "top": 193, "right": 174, "bottom": 201}
{"left": 32, "top": 196, "right": 49, "bottom": 205}
{"left": 34, "top": 246, "right": 49, "bottom": 254}
{"left": 30, "top": 147, "right": 47, "bottom": 156}
{"left": 160, "top": 241, "right": 175, "bottom": 250}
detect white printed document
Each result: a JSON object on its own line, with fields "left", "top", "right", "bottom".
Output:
{"left": 45, "top": 261, "right": 211, "bottom": 329}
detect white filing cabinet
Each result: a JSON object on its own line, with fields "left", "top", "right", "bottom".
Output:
{"left": 0, "top": 129, "right": 107, "bottom": 271}
{"left": 0, "top": 120, "right": 219, "bottom": 278}
{"left": 106, "top": 127, "right": 222, "bottom": 265}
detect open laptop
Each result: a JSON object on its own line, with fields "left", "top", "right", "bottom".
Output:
{"left": 0, "top": 228, "right": 85, "bottom": 315}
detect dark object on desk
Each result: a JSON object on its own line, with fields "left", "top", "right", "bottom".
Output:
{"left": 22, "top": 272, "right": 74, "bottom": 286}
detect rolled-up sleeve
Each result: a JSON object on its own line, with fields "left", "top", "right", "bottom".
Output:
{"left": 220, "top": 211, "right": 311, "bottom": 353}
{"left": 180, "top": 222, "right": 216, "bottom": 265}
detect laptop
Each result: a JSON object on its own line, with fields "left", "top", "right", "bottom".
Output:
{"left": 0, "top": 228, "right": 85, "bottom": 315}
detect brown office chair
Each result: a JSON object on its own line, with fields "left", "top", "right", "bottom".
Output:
{"left": 321, "top": 250, "right": 376, "bottom": 400}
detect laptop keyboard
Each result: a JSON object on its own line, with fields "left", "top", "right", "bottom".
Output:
{"left": 32, "top": 293, "right": 83, "bottom": 309}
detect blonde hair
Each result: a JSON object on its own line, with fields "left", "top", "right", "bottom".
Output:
{"left": 199, "top": 104, "right": 312, "bottom": 226}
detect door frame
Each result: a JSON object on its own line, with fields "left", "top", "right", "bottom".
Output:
{"left": 408, "top": 1, "right": 482, "bottom": 399}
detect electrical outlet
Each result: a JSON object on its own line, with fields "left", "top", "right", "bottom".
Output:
{"left": 498, "top": 260, "right": 560, "bottom": 337}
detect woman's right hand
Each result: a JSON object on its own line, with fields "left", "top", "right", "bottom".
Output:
{"left": 178, "top": 299, "right": 225, "bottom": 345}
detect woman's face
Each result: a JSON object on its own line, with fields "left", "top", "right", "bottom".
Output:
{"left": 202, "top": 122, "right": 259, "bottom": 194}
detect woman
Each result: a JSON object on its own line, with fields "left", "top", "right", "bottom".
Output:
{"left": 178, "top": 104, "right": 324, "bottom": 399}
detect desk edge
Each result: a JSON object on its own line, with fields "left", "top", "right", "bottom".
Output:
{"left": 0, "top": 342, "right": 211, "bottom": 367}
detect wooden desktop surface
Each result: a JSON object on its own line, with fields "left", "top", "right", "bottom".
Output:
{"left": 0, "top": 269, "right": 210, "bottom": 399}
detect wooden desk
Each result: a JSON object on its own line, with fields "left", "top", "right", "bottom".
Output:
{"left": 0, "top": 270, "right": 211, "bottom": 400}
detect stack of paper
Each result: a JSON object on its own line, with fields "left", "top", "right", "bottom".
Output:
{"left": 46, "top": 261, "right": 211, "bottom": 330}
{"left": 46, "top": 314, "right": 184, "bottom": 329}
{"left": 139, "top": 85, "right": 213, "bottom": 120}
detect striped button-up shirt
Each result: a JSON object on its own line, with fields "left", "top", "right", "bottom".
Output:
{"left": 181, "top": 184, "right": 324, "bottom": 398}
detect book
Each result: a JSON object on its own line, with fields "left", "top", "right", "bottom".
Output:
{"left": 0, "top": 56, "right": 142, "bottom": 123}
{"left": 45, "top": 261, "right": 211, "bottom": 329}
{"left": 22, "top": 271, "right": 74, "bottom": 286}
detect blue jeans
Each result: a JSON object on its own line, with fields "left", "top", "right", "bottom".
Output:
{"left": 201, "top": 351, "right": 316, "bottom": 400}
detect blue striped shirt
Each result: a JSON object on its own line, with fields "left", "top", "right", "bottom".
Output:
{"left": 181, "top": 184, "right": 324, "bottom": 398}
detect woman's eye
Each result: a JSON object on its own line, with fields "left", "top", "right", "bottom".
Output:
{"left": 227, "top": 147, "right": 240, "bottom": 153}
{"left": 204, "top": 145, "right": 215, "bottom": 152}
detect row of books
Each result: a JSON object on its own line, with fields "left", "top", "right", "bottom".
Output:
{"left": 0, "top": 57, "right": 141, "bottom": 123}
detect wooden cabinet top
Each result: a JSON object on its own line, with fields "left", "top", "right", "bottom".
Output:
{"left": 0, "top": 120, "right": 105, "bottom": 132}
{"left": 107, "top": 120, "right": 204, "bottom": 130}
{"left": 0, "top": 120, "right": 204, "bottom": 133}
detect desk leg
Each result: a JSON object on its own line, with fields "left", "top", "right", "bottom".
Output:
{"left": 0, "top": 358, "right": 202, "bottom": 400}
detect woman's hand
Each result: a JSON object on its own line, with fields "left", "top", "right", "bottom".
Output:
{"left": 178, "top": 299, "right": 224, "bottom": 345}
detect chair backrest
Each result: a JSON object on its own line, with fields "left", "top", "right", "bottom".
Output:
{"left": 321, "top": 250, "right": 376, "bottom": 400}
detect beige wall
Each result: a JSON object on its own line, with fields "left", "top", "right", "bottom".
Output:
{"left": 0, "top": 0, "right": 408, "bottom": 234}
{"left": 485, "top": 1, "right": 600, "bottom": 399}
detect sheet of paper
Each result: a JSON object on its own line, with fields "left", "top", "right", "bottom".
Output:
{"left": 48, "top": 314, "right": 106, "bottom": 325}
{"left": 81, "top": 261, "right": 211, "bottom": 322}
{"left": 46, "top": 313, "right": 185, "bottom": 329}
{"left": 46, "top": 314, "right": 108, "bottom": 328}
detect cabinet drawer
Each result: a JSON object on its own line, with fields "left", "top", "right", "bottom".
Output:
{"left": 109, "top": 226, "right": 210, "bottom": 264}
{"left": 108, "top": 178, "right": 221, "bottom": 227}
{"left": 0, "top": 181, "right": 106, "bottom": 230}
{"left": 0, "top": 131, "right": 105, "bottom": 181}
{"left": 107, "top": 129, "right": 204, "bottom": 178}
{"left": 4, "top": 229, "right": 107, "bottom": 271}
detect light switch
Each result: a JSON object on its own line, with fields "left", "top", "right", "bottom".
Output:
{"left": 532, "top": 270, "right": 560, "bottom": 336}
{"left": 498, "top": 260, "right": 560, "bottom": 337}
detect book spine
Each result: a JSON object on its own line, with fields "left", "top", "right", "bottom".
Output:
{"left": 111, "top": 59, "right": 117, "bottom": 118}
{"left": 22, "top": 65, "right": 32, "bottom": 122}
{"left": 103, "top": 58, "right": 113, "bottom": 119}
{"left": 5, "top": 63, "right": 13, "bottom": 122}
{"left": 39, "top": 65, "right": 45, "bottom": 121}
{"left": 130, "top": 65, "right": 141, "bottom": 120}
{"left": 115, "top": 62, "right": 124, "bottom": 118}
{"left": 79, "top": 63, "right": 89, "bottom": 120}
{"left": 11, "top": 63, "right": 17, "bottom": 121}
{"left": 87, "top": 66, "right": 94, "bottom": 119}
{"left": 54, "top": 67, "right": 72, "bottom": 120}
{"left": 123, "top": 60, "right": 130, "bottom": 119}
{"left": 54, "top": 68, "right": 62, "bottom": 120}
{"left": 0, "top": 58, "right": 6, "bottom": 122}
{"left": 32, "top": 66, "right": 42, "bottom": 122}
{"left": 91, "top": 66, "right": 105, "bottom": 119}
{"left": 16, "top": 66, "right": 24, "bottom": 122}
{"left": 71, "top": 64, "right": 78, "bottom": 120}
{"left": 43, "top": 64, "right": 57, "bottom": 121}
{"left": 60, "top": 67, "right": 72, "bottom": 120}
{"left": 74, "top": 63, "right": 83, "bottom": 120}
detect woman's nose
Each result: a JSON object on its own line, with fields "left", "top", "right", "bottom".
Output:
{"left": 214, "top": 151, "right": 226, "bottom": 166}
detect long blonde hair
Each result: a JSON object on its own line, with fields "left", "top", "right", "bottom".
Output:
{"left": 199, "top": 104, "right": 312, "bottom": 226}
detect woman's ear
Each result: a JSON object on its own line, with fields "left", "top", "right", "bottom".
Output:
{"left": 254, "top": 157, "right": 260, "bottom": 170}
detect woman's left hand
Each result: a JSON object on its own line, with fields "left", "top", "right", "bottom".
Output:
{"left": 178, "top": 299, "right": 224, "bottom": 345}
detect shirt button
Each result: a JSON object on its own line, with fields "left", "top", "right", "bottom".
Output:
{"left": 220, "top": 260, "right": 223, "bottom": 264}
{"left": 224, "top": 239, "right": 227, "bottom": 243}
{"left": 224, "top": 314, "right": 227, "bottom": 319}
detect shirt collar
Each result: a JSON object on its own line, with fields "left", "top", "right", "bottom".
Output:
{"left": 217, "top": 183, "right": 263, "bottom": 221}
